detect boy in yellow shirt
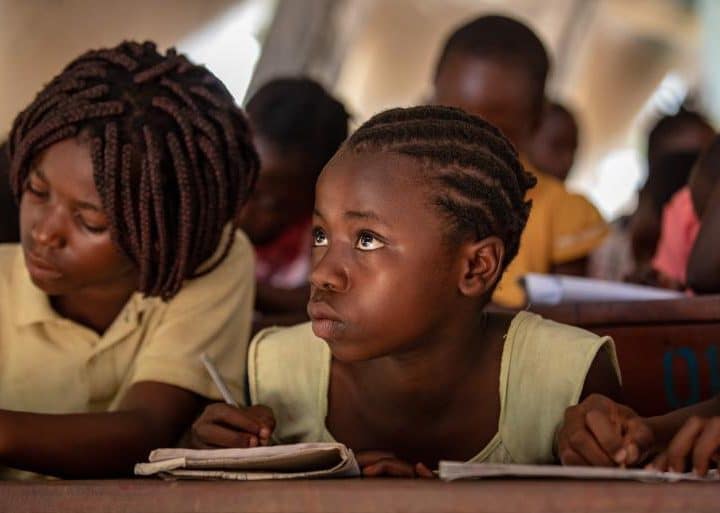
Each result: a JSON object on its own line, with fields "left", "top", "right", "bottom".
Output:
{"left": 430, "top": 15, "right": 607, "bottom": 307}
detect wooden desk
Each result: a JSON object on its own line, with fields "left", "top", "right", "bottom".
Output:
{"left": 532, "top": 296, "right": 720, "bottom": 416}
{"left": 1, "top": 478, "right": 719, "bottom": 513}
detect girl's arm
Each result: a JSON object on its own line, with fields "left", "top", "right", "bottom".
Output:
{"left": 0, "top": 382, "right": 202, "bottom": 478}
{"left": 687, "top": 180, "right": 720, "bottom": 293}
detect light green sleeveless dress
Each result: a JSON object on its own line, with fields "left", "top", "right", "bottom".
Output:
{"left": 248, "top": 311, "right": 620, "bottom": 464}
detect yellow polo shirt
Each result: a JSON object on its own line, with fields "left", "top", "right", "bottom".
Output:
{"left": 492, "top": 165, "right": 607, "bottom": 307}
{"left": 0, "top": 230, "right": 254, "bottom": 417}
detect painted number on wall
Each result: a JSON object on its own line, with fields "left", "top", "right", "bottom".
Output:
{"left": 664, "top": 346, "right": 720, "bottom": 409}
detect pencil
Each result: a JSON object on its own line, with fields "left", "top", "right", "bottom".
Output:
{"left": 200, "top": 352, "right": 239, "bottom": 408}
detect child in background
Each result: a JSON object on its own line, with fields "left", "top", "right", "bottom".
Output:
{"left": 430, "top": 15, "right": 607, "bottom": 307}
{"left": 556, "top": 393, "right": 720, "bottom": 476}
{"left": 646, "top": 108, "right": 715, "bottom": 171}
{"left": 527, "top": 100, "right": 579, "bottom": 183}
{"left": 239, "top": 78, "right": 349, "bottom": 330}
{"left": 652, "top": 136, "right": 720, "bottom": 289}
{"left": 591, "top": 151, "right": 700, "bottom": 282}
{"left": 189, "top": 106, "right": 622, "bottom": 476}
{"left": 687, "top": 179, "right": 720, "bottom": 293}
{"left": 0, "top": 41, "right": 259, "bottom": 478}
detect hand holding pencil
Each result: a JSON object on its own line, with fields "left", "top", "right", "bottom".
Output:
{"left": 191, "top": 353, "right": 276, "bottom": 449}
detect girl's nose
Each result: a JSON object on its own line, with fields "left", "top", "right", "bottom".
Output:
{"left": 309, "top": 244, "right": 350, "bottom": 293}
{"left": 31, "top": 206, "right": 66, "bottom": 249}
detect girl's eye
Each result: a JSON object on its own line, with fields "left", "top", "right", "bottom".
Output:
{"left": 312, "top": 227, "right": 328, "bottom": 247}
{"left": 77, "top": 213, "right": 109, "bottom": 234}
{"left": 25, "top": 176, "right": 48, "bottom": 197}
{"left": 80, "top": 220, "right": 108, "bottom": 234}
{"left": 356, "top": 231, "right": 385, "bottom": 251}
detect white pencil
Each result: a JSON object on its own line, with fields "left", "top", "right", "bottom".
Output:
{"left": 200, "top": 352, "right": 239, "bottom": 408}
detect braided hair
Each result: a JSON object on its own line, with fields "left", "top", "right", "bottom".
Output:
{"left": 8, "top": 41, "right": 260, "bottom": 300}
{"left": 344, "top": 105, "right": 536, "bottom": 268}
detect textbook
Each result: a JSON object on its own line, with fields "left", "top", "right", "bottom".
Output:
{"left": 135, "top": 442, "right": 360, "bottom": 480}
{"left": 438, "top": 461, "right": 720, "bottom": 483}
{"left": 521, "top": 273, "right": 684, "bottom": 305}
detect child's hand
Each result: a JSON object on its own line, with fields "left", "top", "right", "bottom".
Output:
{"left": 189, "top": 403, "right": 275, "bottom": 449}
{"left": 648, "top": 416, "right": 720, "bottom": 475}
{"left": 356, "top": 450, "right": 434, "bottom": 478}
{"left": 557, "top": 394, "right": 655, "bottom": 467}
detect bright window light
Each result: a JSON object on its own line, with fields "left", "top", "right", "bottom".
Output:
{"left": 177, "top": 0, "right": 277, "bottom": 103}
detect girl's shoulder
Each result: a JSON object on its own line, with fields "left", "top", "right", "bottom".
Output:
{"left": 248, "top": 323, "right": 331, "bottom": 443}
{"left": 498, "top": 311, "right": 619, "bottom": 463}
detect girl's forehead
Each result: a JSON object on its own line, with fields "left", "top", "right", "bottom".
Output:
{"left": 35, "top": 138, "right": 100, "bottom": 197}
{"left": 316, "top": 150, "right": 441, "bottom": 223}
{"left": 320, "top": 149, "right": 425, "bottom": 187}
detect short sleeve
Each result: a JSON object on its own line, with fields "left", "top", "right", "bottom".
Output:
{"left": 120, "top": 230, "right": 255, "bottom": 404}
{"left": 551, "top": 192, "right": 608, "bottom": 264}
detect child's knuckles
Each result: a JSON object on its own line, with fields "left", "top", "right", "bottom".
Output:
{"left": 686, "top": 416, "right": 707, "bottom": 431}
{"left": 568, "top": 429, "right": 591, "bottom": 449}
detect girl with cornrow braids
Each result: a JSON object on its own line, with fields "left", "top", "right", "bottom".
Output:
{"left": 191, "top": 105, "right": 623, "bottom": 476}
{"left": 0, "top": 41, "right": 259, "bottom": 478}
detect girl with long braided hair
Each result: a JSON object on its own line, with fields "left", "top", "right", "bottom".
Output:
{"left": 0, "top": 41, "right": 259, "bottom": 478}
{"left": 190, "top": 105, "right": 623, "bottom": 476}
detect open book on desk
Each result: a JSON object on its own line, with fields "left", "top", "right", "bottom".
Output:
{"left": 439, "top": 461, "right": 720, "bottom": 483}
{"left": 135, "top": 442, "right": 360, "bottom": 481}
{"left": 521, "top": 273, "right": 684, "bottom": 305}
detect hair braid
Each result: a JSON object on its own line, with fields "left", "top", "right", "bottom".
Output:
{"left": 345, "top": 105, "right": 536, "bottom": 267}
{"left": 9, "top": 40, "right": 260, "bottom": 299}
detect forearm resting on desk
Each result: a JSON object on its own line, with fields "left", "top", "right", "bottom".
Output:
{"left": 646, "top": 395, "right": 720, "bottom": 447}
{"left": 0, "top": 382, "right": 202, "bottom": 478}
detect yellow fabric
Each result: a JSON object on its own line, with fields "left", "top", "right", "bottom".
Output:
{"left": 0, "top": 230, "right": 254, "bottom": 422}
{"left": 493, "top": 165, "right": 608, "bottom": 307}
{"left": 248, "top": 311, "right": 620, "bottom": 464}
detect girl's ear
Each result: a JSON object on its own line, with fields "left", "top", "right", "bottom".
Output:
{"left": 457, "top": 236, "right": 505, "bottom": 297}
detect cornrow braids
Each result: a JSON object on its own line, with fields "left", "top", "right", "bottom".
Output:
{"left": 345, "top": 105, "right": 536, "bottom": 268}
{"left": 8, "top": 41, "right": 260, "bottom": 300}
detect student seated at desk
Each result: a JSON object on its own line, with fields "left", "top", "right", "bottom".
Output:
{"left": 189, "top": 106, "right": 622, "bottom": 477}
{"left": 527, "top": 100, "right": 578, "bottom": 183}
{"left": 0, "top": 41, "right": 259, "bottom": 478}
{"left": 651, "top": 136, "right": 720, "bottom": 290}
{"left": 239, "top": 78, "right": 349, "bottom": 331}
{"left": 687, "top": 179, "right": 720, "bottom": 293}
{"left": 557, "top": 394, "right": 720, "bottom": 476}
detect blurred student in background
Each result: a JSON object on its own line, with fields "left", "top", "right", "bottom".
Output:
{"left": 239, "top": 78, "right": 349, "bottom": 331}
{"left": 687, "top": 178, "right": 720, "bottom": 294}
{"left": 652, "top": 136, "right": 720, "bottom": 290}
{"left": 528, "top": 100, "right": 579, "bottom": 183}
{"left": 431, "top": 15, "right": 607, "bottom": 307}
{"left": 590, "top": 109, "right": 715, "bottom": 283}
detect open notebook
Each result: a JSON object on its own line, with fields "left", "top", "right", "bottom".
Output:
{"left": 135, "top": 442, "right": 360, "bottom": 480}
{"left": 439, "top": 461, "right": 720, "bottom": 483}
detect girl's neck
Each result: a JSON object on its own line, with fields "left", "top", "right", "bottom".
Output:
{"left": 341, "top": 311, "right": 507, "bottom": 417}
{"left": 51, "top": 284, "right": 137, "bottom": 335}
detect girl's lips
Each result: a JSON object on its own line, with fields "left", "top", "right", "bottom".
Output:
{"left": 307, "top": 301, "right": 346, "bottom": 339}
{"left": 25, "top": 251, "right": 63, "bottom": 280}
{"left": 307, "top": 301, "right": 343, "bottom": 323}
{"left": 311, "top": 318, "right": 346, "bottom": 340}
